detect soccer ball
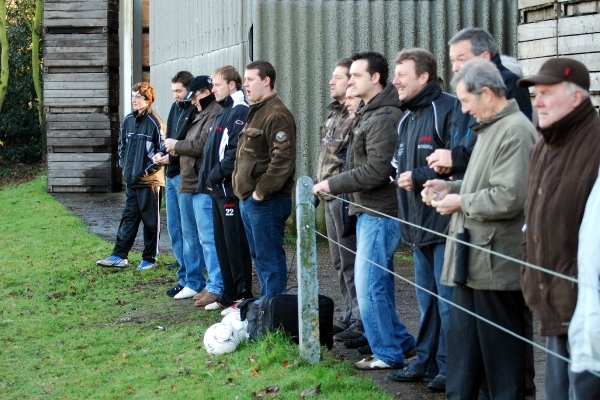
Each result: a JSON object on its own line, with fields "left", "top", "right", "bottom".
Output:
{"left": 221, "top": 311, "right": 249, "bottom": 342}
{"left": 203, "top": 322, "right": 241, "bottom": 355}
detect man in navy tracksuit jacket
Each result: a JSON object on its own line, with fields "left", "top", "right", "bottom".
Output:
{"left": 196, "top": 66, "right": 253, "bottom": 311}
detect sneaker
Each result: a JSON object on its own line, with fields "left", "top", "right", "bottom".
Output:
{"left": 193, "top": 288, "right": 208, "bottom": 301}
{"left": 165, "top": 261, "right": 179, "bottom": 270}
{"left": 334, "top": 322, "right": 364, "bottom": 341}
{"left": 166, "top": 284, "right": 184, "bottom": 297}
{"left": 387, "top": 366, "right": 430, "bottom": 382}
{"left": 137, "top": 260, "right": 157, "bottom": 270}
{"left": 220, "top": 300, "right": 242, "bottom": 316}
{"left": 205, "top": 301, "right": 224, "bottom": 311}
{"left": 97, "top": 255, "right": 128, "bottom": 268}
{"left": 173, "top": 286, "right": 198, "bottom": 299}
{"left": 344, "top": 335, "right": 368, "bottom": 349}
{"left": 194, "top": 292, "right": 219, "bottom": 308}
{"left": 355, "top": 356, "right": 394, "bottom": 370}
{"left": 427, "top": 374, "right": 446, "bottom": 392}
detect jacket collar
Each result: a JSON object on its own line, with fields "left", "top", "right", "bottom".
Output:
{"left": 536, "top": 98, "right": 597, "bottom": 147}
{"left": 326, "top": 100, "right": 349, "bottom": 117}
{"left": 249, "top": 91, "right": 278, "bottom": 110}
{"left": 134, "top": 106, "right": 151, "bottom": 119}
{"left": 401, "top": 80, "right": 442, "bottom": 111}
{"left": 356, "top": 82, "right": 401, "bottom": 117}
{"left": 219, "top": 89, "right": 246, "bottom": 108}
{"left": 472, "top": 99, "right": 519, "bottom": 134}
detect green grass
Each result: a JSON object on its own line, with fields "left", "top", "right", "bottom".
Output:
{"left": 0, "top": 175, "right": 392, "bottom": 399}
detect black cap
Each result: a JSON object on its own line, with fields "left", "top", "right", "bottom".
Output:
{"left": 184, "top": 75, "right": 213, "bottom": 101}
{"left": 517, "top": 58, "right": 590, "bottom": 91}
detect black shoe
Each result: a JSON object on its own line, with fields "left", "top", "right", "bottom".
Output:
{"left": 357, "top": 344, "right": 372, "bottom": 354}
{"left": 166, "top": 284, "right": 184, "bottom": 297}
{"left": 403, "top": 347, "right": 417, "bottom": 359}
{"left": 334, "top": 322, "right": 365, "bottom": 341}
{"left": 165, "top": 262, "right": 180, "bottom": 270}
{"left": 344, "top": 335, "right": 369, "bottom": 349}
{"left": 387, "top": 366, "right": 430, "bottom": 382}
{"left": 427, "top": 374, "right": 446, "bottom": 392}
{"left": 333, "top": 322, "right": 348, "bottom": 335}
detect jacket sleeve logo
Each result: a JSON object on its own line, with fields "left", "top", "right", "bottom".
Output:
{"left": 276, "top": 131, "right": 287, "bottom": 142}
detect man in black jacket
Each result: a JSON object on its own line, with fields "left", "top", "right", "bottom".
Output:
{"left": 97, "top": 82, "right": 165, "bottom": 270}
{"left": 388, "top": 48, "right": 454, "bottom": 392}
{"left": 197, "top": 65, "right": 253, "bottom": 313}
{"left": 153, "top": 71, "right": 196, "bottom": 297}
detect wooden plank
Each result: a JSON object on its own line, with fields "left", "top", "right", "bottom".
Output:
{"left": 518, "top": 37, "right": 557, "bottom": 59}
{"left": 558, "top": 14, "right": 600, "bottom": 36}
{"left": 142, "top": 71, "right": 151, "bottom": 83}
{"left": 45, "top": 40, "right": 111, "bottom": 48}
{"left": 47, "top": 137, "right": 113, "bottom": 146}
{"left": 521, "top": 5, "right": 557, "bottom": 23}
{"left": 45, "top": 46, "right": 110, "bottom": 54}
{"left": 591, "top": 95, "right": 600, "bottom": 108}
{"left": 142, "top": 33, "right": 150, "bottom": 67}
{"left": 45, "top": 2, "right": 111, "bottom": 12}
{"left": 44, "top": 10, "right": 109, "bottom": 20}
{"left": 47, "top": 169, "right": 112, "bottom": 178}
{"left": 562, "top": 1, "right": 600, "bottom": 17}
{"left": 45, "top": 66, "right": 108, "bottom": 74}
{"left": 44, "top": 33, "right": 112, "bottom": 41}
{"left": 44, "top": 60, "right": 115, "bottom": 68}
{"left": 518, "top": 0, "right": 552, "bottom": 9}
{"left": 47, "top": 185, "right": 115, "bottom": 193}
{"left": 44, "top": 97, "right": 109, "bottom": 106}
{"left": 43, "top": 73, "right": 109, "bottom": 82}
{"left": 45, "top": 89, "right": 109, "bottom": 98}
{"left": 520, "top": 56, "right": 555, "bottom": 77}
{"left": 48, "top": 146, "right": 115, "bottom": 153}
{"left": 48, "top": 152, "right": 113, "bottom": 162}
{"left": 44, "top": 18, "right": 117, "bottom": 28}
{"left": 46, "top": 119, "right": 112, "bottom": 129}
{"left": 44, "top": 81, "right": 108, "bottom": 90}
{"left": 47, "top": 130, "right": 114, "bottom": 138}
{"left": 45, "top": 106, "right": 108, "bottom": 114}
{"left": 46, "top": 113, "right": 113, "bottom": 122}
{"left": 558, "top": 33, "right": 600, "bottom": 55}
{"left": 142, "top": 0, "right": 150, "bottom": 28}
{"left": 47, "top": 177, "right": 113, "bottom": 186}
{"left": 518, "top": 20, "right": 557, "bottom": 42}
{"left": 47, "top": 161, "right": 111, "bottom": 170}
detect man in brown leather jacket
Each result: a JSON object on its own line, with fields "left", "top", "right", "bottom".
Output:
{"left": 519, "top": 57, "right": 600, "bottom": 400}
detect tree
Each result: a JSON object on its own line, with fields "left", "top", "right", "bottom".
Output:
{"left": 0, "top": 0, "right": 8, "bottom": 112}
{"left": 30, "top": 0, "right": 42, "bottom": 126}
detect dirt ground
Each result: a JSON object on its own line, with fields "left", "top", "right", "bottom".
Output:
{"left": 53, "top": 190, "right": 546, "bottom": 399}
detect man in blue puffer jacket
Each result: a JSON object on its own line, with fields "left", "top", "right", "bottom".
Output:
{"left": 97, "top": 82, "right": 165, "bottom": 271}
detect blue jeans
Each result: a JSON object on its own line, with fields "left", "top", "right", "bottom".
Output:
{"left": 240, "top": 194, "right": 292, "bottom": 296}
{"left": 192, "top": 193, "right": 223, "bottom": 294}
{"left": 355, "top": 213, "right": 416, "bottom": 367}
{"left": 166, "top": 175, "right": 185, "bottom": 277}
{"left": 177, "top": 193, "right": 206, "bottom": 292}
{"left": 410, "top": 243, "right": 453, "bottom": 376}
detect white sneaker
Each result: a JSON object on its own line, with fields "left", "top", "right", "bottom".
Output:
{"left": 173, "top": 286, "right": 198, "bottom": 299}
{"left": 355, "top": 356, "right": 393, "bottom": 370}
{"left": 205, "top": 301, "right": 224, "bottom": 311}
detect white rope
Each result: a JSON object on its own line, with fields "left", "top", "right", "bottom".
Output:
{"left": 314, "top": 229, "right": 600, "bottom": 376}
{"left": 320, "top": 191, "right": 593, "bottom": 289}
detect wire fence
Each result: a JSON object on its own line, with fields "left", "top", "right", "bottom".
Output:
{"left": 306, "top": 187, "right": 600, "bottom": 378}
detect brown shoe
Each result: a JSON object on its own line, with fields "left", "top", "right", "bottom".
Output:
{"left": 193, "top": 288, "right": 208, "bottom": 301}
{"left": 194, "top": 292, "right": 219, "bottom": 307}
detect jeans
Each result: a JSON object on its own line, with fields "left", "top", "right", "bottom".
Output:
{"left": 166, "top": 175, "right": 185, "bottom": 276}
{"left": 410, "top": 243, "right": 453, "bottom": 377}
{"left": 324, "top": 198, "right": 359, "bottom": 328}
{"left": 355, "top": 213, "right": 416, "bottom": 367}
{"left": 192, "top": 193, "right": 223, "bottom": 294}
{"left": 546, "top": 335, "right": 600, "bottom": 400}
{"left": 240, "top": 194, "right": 292, "bottom": 296}
{"left": 177, "top": 193, "right": 206, "bottom": 292}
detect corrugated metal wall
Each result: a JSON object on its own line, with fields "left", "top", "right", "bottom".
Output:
{"left": 150, "top": 0, "right": 519, "bottom": 178}
{"left": 150, "top": 0, "right": 250, "bottom": 119}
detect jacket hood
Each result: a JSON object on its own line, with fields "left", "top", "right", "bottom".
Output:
{"left": 326, "top": 100, "right": 345, "bottom": 113}
{"left": 401, "top": 80, "right": 442, "bottom": 111}
{"left": 357, "top": 82, "right": 401, "bottom": 115}
{"left": 537, "top": 98, "right": 596, "bottom": 147}
{"left": 472, "top": 100, "right": 519, "bottom": 134}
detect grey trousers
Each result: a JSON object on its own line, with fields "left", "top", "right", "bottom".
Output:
{"left": 545, "top": 335, "right": 600, "bottom": 400}
{"left": 324, "top": 198, "right": 360, "bottom": 328}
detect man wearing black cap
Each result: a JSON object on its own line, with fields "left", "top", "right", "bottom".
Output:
{"left": 519, "top": 57, "right": 600, "bottom": 400}
{"left": 163, "top": 76, "right": 223, "bottom": 301}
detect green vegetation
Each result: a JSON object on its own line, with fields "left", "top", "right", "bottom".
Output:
{"left": 0, "top": 175, "right": 392, "bottom": 399}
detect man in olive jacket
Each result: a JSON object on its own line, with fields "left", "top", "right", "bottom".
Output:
{"left": 232, "top": 60, "right": 296, "bottom": 297}
{"left": 518, "top": 58, "right": 600, "bottom": 400}
{"left": 422, "top": 59, "right": 537, "bottom": 399}
{"left": 313, "top": 52, "right": 416, "bottom": 371}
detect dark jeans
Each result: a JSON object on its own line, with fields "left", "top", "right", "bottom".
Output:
{"left": 213, "top": 196, "right": 253, "bottom": 306}
{"left": 240, "top": 194, "right": 292, "bottom": 296}
{"left": 113, "top": 185, "right": 161, "bottom": 262}
{"left": 446, "top": 286, "right": 526, "bottom": 400}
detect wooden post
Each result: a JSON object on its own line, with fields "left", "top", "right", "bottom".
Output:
{"left": 295, "top": 176, "right": 320, "bottom": 363}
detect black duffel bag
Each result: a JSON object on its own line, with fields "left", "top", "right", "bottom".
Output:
{"left": 239, "top": 294, "right": 334, "bottom": 349}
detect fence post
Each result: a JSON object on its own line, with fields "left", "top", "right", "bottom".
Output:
{"left": 295, "top": 176, "right": 320, "bottom": 363}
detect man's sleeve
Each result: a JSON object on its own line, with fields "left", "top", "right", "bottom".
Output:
{"left": 117, "top": 121, "right": 126, "bottom": 169}
{"left": 505, "top": 74, "right": 533, "bottom": 121}
{"left": 253, "top": 112, "right": 296, "bottom": 200}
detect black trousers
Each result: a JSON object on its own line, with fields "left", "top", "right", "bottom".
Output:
{"left": 212, "top": 196, "right": 253, "bottom": 306}
{"left": 446, "top": 285, "right": 526, "bottom": 400}
{"left": 113, "top": 185, "right": 161, "bottom": 262}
